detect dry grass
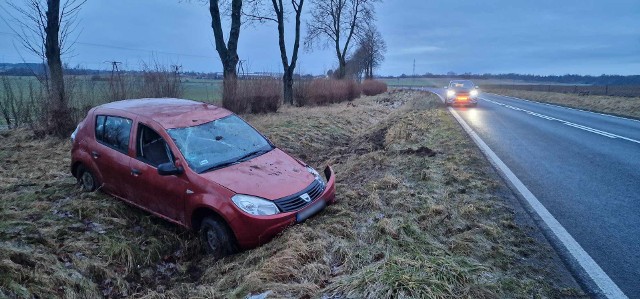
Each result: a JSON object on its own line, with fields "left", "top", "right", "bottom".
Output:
{"left": 222, "top": 79, "right": 282, "bottom": 114}
{"left": 0, "top": 91, "right": 584, "bottom": 298}
{"left": 361, "top": 80, "right": 388, "bottom": 96}
{"left": 488, "top": 89, "right": 640, "bottom": 119}
{"left": 294, "top": 79, "right": 361, "bottom": 106}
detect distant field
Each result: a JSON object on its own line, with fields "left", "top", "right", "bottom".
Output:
{"left": 182, "top": 78, "right": 223, "bottom": 103}
{"left": 0, "top": 75, "right": 223, "bottom": 127}
{"left": 381, "top": 77, "right": 557, "bottom": 88}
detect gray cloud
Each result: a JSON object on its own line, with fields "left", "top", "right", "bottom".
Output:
{"left": 1, "top": 0, "right": 638, "bottom": 75}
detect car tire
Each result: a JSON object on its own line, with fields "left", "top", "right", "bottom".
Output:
{"left": 199, "top": 217, "right": 236, "bottom": 259}
{"left": 77, "top": 165, "right": 98, "bottom": 192}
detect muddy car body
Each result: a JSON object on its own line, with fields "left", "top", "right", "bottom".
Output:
{"left": 70, "top": 98, "right": 336, "bottom": 257}
{"left": 445, "top": 80, "right": 479, "bottom": 107}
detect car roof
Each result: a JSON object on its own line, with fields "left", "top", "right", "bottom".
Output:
{"left": 450, "top": 80, "right": 474, "bottom": 83}
{"left": 96, "top": 98, "right": 232, "bottom": 129}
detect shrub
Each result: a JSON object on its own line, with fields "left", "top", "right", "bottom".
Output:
{"left": 223, "top": 78, "right": 282, "bottom": 114}
{"left": 362, "top": 80, "right": 388, "bottom": 96}
{"left": 294, "top": 79, "right": 361, "bottom": 106}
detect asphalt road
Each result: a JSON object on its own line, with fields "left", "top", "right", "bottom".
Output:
{"left": 430, "top": 89, "right": 640, "bottom": 298}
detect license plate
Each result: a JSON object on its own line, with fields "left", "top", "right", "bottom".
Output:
{"left": 457, "top": 97, "right": 469, "bottom": 101}
{"left": 296, "top": 199, "right": 326, "bottom": 223}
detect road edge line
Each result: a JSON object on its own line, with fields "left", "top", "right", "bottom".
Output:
{"left": 486, "top": 92, "right": 640, "bottom": 123}
{"left": 444, "top": 104, "right": 627, "bottom": 298}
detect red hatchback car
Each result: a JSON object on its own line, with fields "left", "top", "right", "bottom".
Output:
{"left": 70, "top": 98, "right": 336, "bottom": 258}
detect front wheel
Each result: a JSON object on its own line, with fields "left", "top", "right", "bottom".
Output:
{"left": 77, "top": 165, "right": 98, "bottom": 192}
{"left": 199, "top": 217, "right": 236, "bottom": 259}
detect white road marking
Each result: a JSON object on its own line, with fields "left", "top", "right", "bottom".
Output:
{"left": 421, "top": 89, "right": 627, "bottom": 298}
{"left": 488, "top": 93, "right": 640, "bottom": 124}
{"left": 446, "top": 106, "right": 628, "bottom": 299}
{"left": 482, "top": 97, "right": 640, "bottom": 145}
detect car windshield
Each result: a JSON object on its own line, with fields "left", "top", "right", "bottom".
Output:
{"left": 167, "top": 115, "right": 273, "bottom": 173}
{"left": 450, "top": 81, "right": 475, "bottom": 88}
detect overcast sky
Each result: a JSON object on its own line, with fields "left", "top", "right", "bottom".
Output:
{"left": 1, "top": 0, "right": 639, "bottom": 76}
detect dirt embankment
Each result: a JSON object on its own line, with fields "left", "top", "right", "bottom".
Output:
{"left": 487, "top": 88, "right": 640, "bottom": 119}
{"left": 0, "top": 91, "right": 584, "bottom": 298}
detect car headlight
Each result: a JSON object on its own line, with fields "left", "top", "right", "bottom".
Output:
{"left": 306, "top": 166, "right": 326, "bottom": 185}
{"left": 232, "top": 195, "right": 280, "bottom": 216}
{"left": 446, "top": 90, "right": 455, "bottom": 98}
{"left": 470, "top": 90, "right": 479, "bottom": 97}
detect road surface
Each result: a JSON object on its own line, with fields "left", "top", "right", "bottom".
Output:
{"left": 429, "top": 89, "right": 640, "bottom": 298}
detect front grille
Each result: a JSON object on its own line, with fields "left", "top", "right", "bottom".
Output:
{"left": 274, "top": 180, "right": 325, "bottom": 212}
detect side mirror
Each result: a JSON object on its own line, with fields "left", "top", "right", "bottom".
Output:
{"left": 475, "top": 86, "right": 480, "bottom": 89}
{"left": 158, "top": 162, "right": 184, "bottom": 176}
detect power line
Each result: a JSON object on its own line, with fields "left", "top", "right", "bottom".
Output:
{"left": 0, "top": 30, "right": 216, "bottom": 60}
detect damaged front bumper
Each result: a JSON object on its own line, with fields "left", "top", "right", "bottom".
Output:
{"left": 229, "top": 166, "right": 337, "bottom": 249}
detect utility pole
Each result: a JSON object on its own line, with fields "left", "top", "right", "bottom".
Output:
{"left": 106, "top": 61, "right": 124, "bottom": 100}
{"left": 413, "top": 59, "right": 416, "bottom": 78}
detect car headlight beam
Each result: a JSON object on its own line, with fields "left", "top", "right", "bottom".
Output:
{"left": 470, "top": 90, "right": 479, "bottom": 97}
{"left": 446, "top": 90, "right": 455, "bottom": 98}
{"left": 232, "top": 194, "right": 280, "bottom": 216}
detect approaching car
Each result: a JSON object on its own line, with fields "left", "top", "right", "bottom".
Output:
{"left": 70, "top": 98, "right": 336, "bottom": 258}
{"left": 445, "top": 80, "right": 480, "bottom": 107}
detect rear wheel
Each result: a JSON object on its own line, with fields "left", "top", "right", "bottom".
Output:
{"left": 199, "top": 217, "right": 236, "bottom": 259}
{"left": 77, "top": 165, "right": 98, "bottom": 192}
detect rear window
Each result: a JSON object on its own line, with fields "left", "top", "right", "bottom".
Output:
{"left": 95, "top": 115, "right": 132, "bottom": 153}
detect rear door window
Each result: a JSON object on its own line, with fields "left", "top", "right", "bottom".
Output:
{"left": 95, "top": 115, "right": 133, "bottom": 153}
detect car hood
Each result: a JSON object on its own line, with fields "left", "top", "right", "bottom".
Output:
{"left": 452, "top": 87, "right": 473, "bottom": 92}
{"left": 199, "top": 148, "right": 314, "bottom": 200}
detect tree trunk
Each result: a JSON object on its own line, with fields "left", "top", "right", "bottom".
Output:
{"left": 210, "top": 0, "right": 241, "bottom": 81}
{"left": 211, "top": 0, "right": 242, "bottom": 110}
{"left": 283, "top": 70, "right": 294, "bottom": 105}
{"left": 336, "top": 57, "right": 347, "bottom": 79}
{"left": 45, "top": 0, "right": 73, "bottom": 136}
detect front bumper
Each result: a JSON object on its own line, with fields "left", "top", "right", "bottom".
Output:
{"left": 446, "top": 96, "right": 478, "bottom": 106}
{"left": 229, "top": 166, "right": 337, "bottom": 249}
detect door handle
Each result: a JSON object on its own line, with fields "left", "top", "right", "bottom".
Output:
{"left": 91, "top": 151, "right": 100, "bottom": 159}
{"left": 131, "top": 169, "right": 142, "bottom": 176}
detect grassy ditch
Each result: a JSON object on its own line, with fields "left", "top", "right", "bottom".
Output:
{"left": 487, "top": 88, "right": 640, "bottom": 119}
{"left": 0, "top": 91, "right": 584, "bottom": 298}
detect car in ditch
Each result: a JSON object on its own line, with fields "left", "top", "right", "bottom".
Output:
{"left": 445, "top": 80, "right": 480, "bottom": 107}
{"left": 70, "top": 98, "right": 336, "bottom": 258}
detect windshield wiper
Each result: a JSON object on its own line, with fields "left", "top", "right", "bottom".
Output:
{"left": 201, "top": 160, "right": 241, "bottom": 173}
{"left": 236, "top": 148, "right": 272, "bottom": 163}
{"left": 200, "top": 148, "right": 273, "bottom": 173}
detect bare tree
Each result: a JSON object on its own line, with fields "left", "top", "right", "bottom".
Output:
{"left": 305, "top": 0, "right": 378, "bottom": 79}
{"left": 343, "top": 45, "right": 366, "bottom": 80}
{"left": 209, "top": 0, "right": 243, "bottom": 81}
{"left": 4, "top": 0, "right": 86, "bottom": 136}
{"left": 359, "top": 24, "right": 386, "bottom": 79}
{"left": 207, "top": 0, "right": 265, "bottom": 109}
{"left": 262, "top": 0, "right": 304, "bottom": 105}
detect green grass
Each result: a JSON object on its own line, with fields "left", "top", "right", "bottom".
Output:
{"left": 181, "top": 79, "right": 222, "bottom": 103}
{"left": 0, "top": 75, "right": 223, "bottom": 127}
